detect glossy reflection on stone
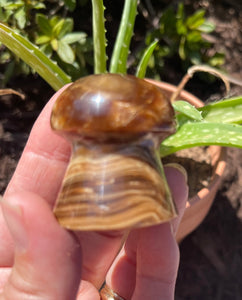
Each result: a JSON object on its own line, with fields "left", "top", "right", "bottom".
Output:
{"left": 51, "top": 74, "right": 177, "bottom": 231}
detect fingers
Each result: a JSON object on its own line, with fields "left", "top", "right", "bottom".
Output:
{"left": 0, "top": 191, "right": 83, "bottom": 300}
{"left": 105, "top": 165, "right": 188, "bottom": 300}
{"left": 77, "top": 280, "right": 101, "bottom": 300}
{"left": 76, "top": 230, "right": 127, "bottom": 289}
{"left": 4, "top": 85, "right": 71, "bottom": 206}
{"left": 0, "top": 192, "right": 120, "bottom": 299}
{"left": 104, "top": 232, "right": 137, "bottom": 299}
{"left": 105, "top": 226, "right": 179, "bottom": 300}
{"left": 0, "top": 206, "right": 14, "bottom": 266}
{"left": 164, "top": 164, "right": 188, "bottom": 234}
{"left": 0, "top": 268, "right": 11, "bottom": 293}
{"left": 132, "top": 224, "right": 179, "bottom": 300}
{"left": 1, "top": 86, "right": 70, "bottom": 266}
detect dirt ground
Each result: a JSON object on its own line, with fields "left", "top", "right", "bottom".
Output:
{"left": 0, "top": 0, "right": 241, "bottom": 299}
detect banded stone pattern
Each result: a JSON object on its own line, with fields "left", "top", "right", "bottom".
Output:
{"left": 54, "top": 145, "right": 177, "bottom": 231}
{"left": 51, "top": 74, "right": 176, "bottom": 231}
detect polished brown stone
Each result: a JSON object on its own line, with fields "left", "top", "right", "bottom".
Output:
{"left": 51, "top": 74, "right": 175, "bottom": 141}
{"left": 51, "top": 74, "right": 177, "bottom": 231}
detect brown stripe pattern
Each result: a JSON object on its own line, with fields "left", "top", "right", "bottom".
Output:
{"left": 54, "top": 144, "right": 177, "bottom": 231}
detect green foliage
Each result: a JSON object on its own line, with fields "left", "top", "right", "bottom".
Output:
{"left": 0, "top": 1, "right": 225, "bottom": 83}
{"left": 199, "top": 96, "right": 242, "bottom": 124}
{"left": 136, "top": 40, "right": 158, "bottom": 79}
{"left": 0, "top": 0, "right": 92, "bottom": 83}
{"left": 0, "top": 0, "right": 241, "bottom": 154}
{"left": 109, "top": 0, "right": 138, "bottom": 74}
{"left": 63, "top": 0, "right": 76, "bottom": 12}
{"left": 0, "top": 23, "right": 71, "bottom": 90}
{"left": 0, "top": 0, "right": 46, "bottom": 83}
{"left": 35, "top": 13, "right": 87, "bottom": 65}
{"left": 172, "top": 101, "right": 203, "bottom": 122}
{"left": 161, "top": 97, "right": 242, "bottom": 156}
{"left": 161, "top": 122, "right": 242, "bottom": 156}
{"left": 144, "top": 3, "right": 225, "bottom": 78}
{"left": 0, "top": 0, "right": 45, "bottom": 29}
{"left": 91, "top": 0, "right": 107, "bottom": 74}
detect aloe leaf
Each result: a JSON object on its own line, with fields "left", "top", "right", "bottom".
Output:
{"left": 199, "top": 96, "right": 242, "bottom": 124}
{"left": 160, "top": 122, "right": 242, "bottom": 157}
{"left": 109, "top": 0, "right": 138, "bottom": 74}
{"left": 173, "top": 100, "right": 203, "bottom": 121}
{"left": 0, "top": 23, "right": 71, "bottom": 90}
{"left": 91, "top": 0, "right": 107, "bottom": 74}
{"left": 136, "top": 40, "right": 158, "bottom": 79}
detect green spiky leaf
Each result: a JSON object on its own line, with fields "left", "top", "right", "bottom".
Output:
{"left": 136, "top": 40, "right": 158, "bottom": 79}
{"left": 161, "top": 122, "right": 242, "bottom": 157}
{"left": 199, "top": 96, "right": 242, "bottom": 124}
{"left": 173, "top": 100, "right": 203, "bottom": 121}
{"left": 110, "top": 0, "right": 138, "bottom": 74}
{"left": 0, "top": 22, "right": 71, "bottom": 90}
{"left": 91, "top": 0, "right": 107, "bottom": 74}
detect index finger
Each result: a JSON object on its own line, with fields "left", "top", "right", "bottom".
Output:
{"left": 4, "top": 85, "right": 71, "bottom": 206}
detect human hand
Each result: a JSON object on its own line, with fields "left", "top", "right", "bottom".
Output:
{"left": 0, "top": 87, "right": 188, "bottom": 300}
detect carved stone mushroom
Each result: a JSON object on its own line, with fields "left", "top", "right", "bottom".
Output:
{"left": 51, "top": 73, "right": 177, "bottom": 231}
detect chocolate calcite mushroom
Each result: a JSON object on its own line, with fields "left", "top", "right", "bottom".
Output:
{"left": 51, "top": 74, "right": 177, "bottom": 231}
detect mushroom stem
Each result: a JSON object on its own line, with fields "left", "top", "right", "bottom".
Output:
{"left": 54, "top": 138, "right": 176, "bottom": 231}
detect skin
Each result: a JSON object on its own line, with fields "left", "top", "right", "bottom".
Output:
{"left": 0, "top": 86, "right": 188, "bottom": 300}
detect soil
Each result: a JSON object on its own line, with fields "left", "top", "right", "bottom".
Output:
{"left": 163, "top": 146, "right": 213, "bottom": 198}
{"left": 0, "top": 0, "right": 241, "bottom": 299}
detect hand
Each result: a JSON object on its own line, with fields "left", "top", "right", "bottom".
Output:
{"left": 0, "top": 87, "right": 188, "bottom": 300}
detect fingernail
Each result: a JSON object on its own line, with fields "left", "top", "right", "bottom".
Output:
{"left": 164, "top": 163, "right": 188, "bottom": 183}
{"left": 1, "top": 197, "right": 28, "bottom": 252}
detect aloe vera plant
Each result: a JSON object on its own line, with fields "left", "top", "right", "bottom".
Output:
{"left": 162, "top": 96, "right": 242, "bottom": 156}
{"left": 0, "top": 0, "right": 241, "bottom": 153}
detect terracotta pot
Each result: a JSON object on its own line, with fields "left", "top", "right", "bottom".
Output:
{"left": 147, "top": 80, "right": 227, "bottom": 242}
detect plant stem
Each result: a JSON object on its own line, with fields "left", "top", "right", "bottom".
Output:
{"left": 109, "top": 0, "right": 138, "bottom": 74}
{"left": 91, "top": 0, "right": 107, "bottom": 74}
{"left": 170, "top": 65, "right": 231, "bottom": 102}
{"left": 0, "top": 89, "right": 25, "bottom": 99}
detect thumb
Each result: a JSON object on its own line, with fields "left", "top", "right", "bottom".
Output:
{"left": 0, "top": 192, "right": 82, "bottom": 300}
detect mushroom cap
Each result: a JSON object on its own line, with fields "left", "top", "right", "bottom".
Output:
{"left": 51, "top": 74, "right": 175, "bottom": 141}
